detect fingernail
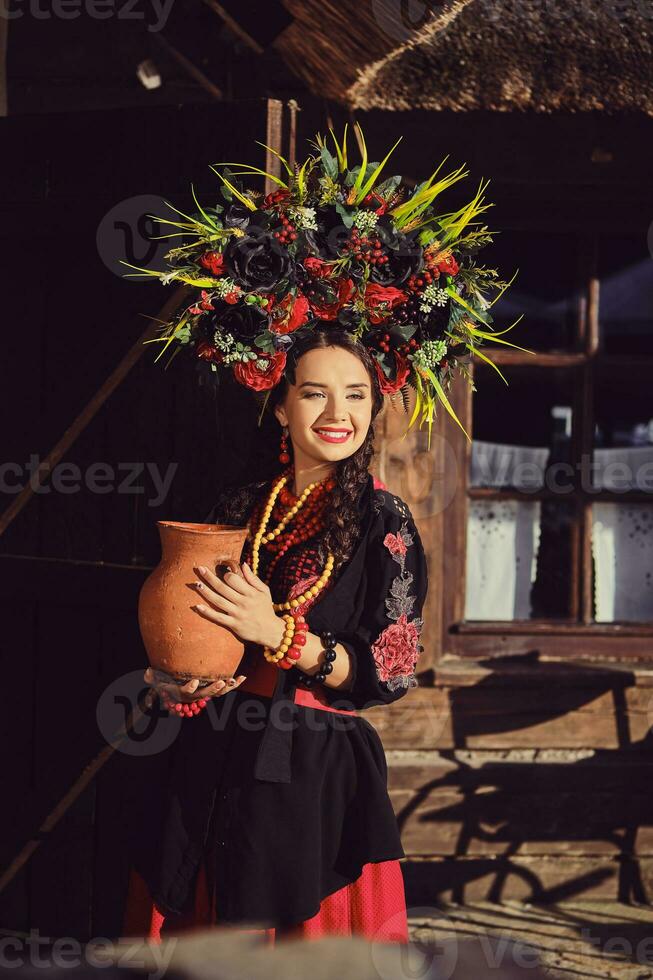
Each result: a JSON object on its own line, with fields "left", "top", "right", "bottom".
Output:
{"left": 194, "top": 604, "right": 206, "bottom": 611}
{"left": 195, "top": 582, "right": 203, "bottom": 590}
{"left": 197, "top": 565, "right": 208, "bottom": 575}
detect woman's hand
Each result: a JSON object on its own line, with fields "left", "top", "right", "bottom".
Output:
{"left": 143, "top": 667, "right": 247, "bottom": 703}
{"left": 192, "top": 562, "right": 285, "bottom": 650}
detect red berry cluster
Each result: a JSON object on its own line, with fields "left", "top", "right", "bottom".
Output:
{"left": 407, "top": 267, "right": 439, "bottom": 292}
{"left": 273, "top": 213, "right": 298, "bottom": 245}
{"left": 343, "top": 228, "right": 388, "bottom": 266}
{"left": 370, "top": 332, "right": 417, "bottom": 356}
{"left": 398, "top": 338, "right": 419, "bottom": 356}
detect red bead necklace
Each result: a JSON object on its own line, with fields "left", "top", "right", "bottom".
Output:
{"left": 246, "top": 469, "right": 334, "bottom": 584}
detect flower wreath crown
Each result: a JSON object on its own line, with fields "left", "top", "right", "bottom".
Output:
{"left": 124, "top": 124, "right": 526, "bottom": 441}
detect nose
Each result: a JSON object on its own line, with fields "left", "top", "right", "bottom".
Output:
{"left": 324, "top": 391, "right": 349, "bottom": 421}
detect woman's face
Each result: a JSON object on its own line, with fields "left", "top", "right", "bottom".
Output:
{"left": 274, "top": 346, "right": 374, "bottom": 471}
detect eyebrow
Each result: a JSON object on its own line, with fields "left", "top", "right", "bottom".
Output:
{"left": 299, "top": 381, "right": 370, "bottom": 389}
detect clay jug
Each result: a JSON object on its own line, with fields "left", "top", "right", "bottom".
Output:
{"left": 138, "top": 521, "right": 249, "bottom": 683}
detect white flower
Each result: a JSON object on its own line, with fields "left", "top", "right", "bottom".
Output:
{"left": 289, "top": 206, "right": 318, "bottom": 231}
{"left": 353, "top": 210, "right": 378, "bottom": 234}
{"left": 213, "top": 277, "right": 240, "bottom": 299}
{"left": 419, "top": 284, "right": 449, "bottom": 312}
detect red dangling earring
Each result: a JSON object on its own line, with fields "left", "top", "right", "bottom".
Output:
{"left": 279, "top": 427, "right": 291, "bottom": 465}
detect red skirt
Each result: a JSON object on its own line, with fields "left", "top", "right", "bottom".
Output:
{"left": 122, "top": 858, "right": 408, "bottom": 945}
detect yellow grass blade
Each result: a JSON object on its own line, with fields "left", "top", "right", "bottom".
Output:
{"left": 355, "top": 136, "right": 403, "bottom": 204}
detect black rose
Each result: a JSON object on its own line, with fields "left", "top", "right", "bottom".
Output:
{"left": 416, "top": 303, "right": 449, "bottom": 340}
{"left": 371, "top": 229, "right": 424, "bottom": 288}
{"left": 224, "top": 232, "right": 292, "bottom": 293}
{"left": 224, "top": 202, "right": 253, "bottom": 230}
{"left": 393, "top": 294, "right": 448, "bottom": 339}
{"left": 335, "top": 308, "right": 360, "bottom": 332}
{"left": 211, "top": 303, "right": 268, "bottom": 343}
{"left": 375, "top": 214, "right": 402, "bottom": 250}
{"left": 302, "top": 207, "right": 350, "bottom": 259}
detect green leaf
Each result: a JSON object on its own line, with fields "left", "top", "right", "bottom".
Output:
{"left": 350, "top": 122, "right": 368, "bottom": 202}
{"left": 320, "top": 145, "right": 338, "bottom": 180}
{"left": 375, "top": 175, "right": 402, "bottom": 198}
{"left": 253, "top": 141, "right": 294, "bottom": 177}
{"left": 464, "top": 342, "right": 509, "bottom": 384}
{"left": 335, "top": 202, "right": 354, "bottom": 228}
{"left": 355, "top": 137, "right": 403, "bottom": 204}
{"left": 424, "top": 366, "right": 471, "bottom": 443}
{"left": 190, "top": 183, "right": 222, "bottom": 232}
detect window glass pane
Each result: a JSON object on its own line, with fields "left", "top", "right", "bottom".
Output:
{"left": 593, "top": 362, "right": 653, "bottom": 469}
{"left": 592, "top": 503, "right": 653, "bottom": 622}
{"left": 598, "top": 233, "right": 653, "bottom": 355}
{"left": 471, "top": 365, "right": 576, "bottom": 490}
{"left": 465, "top": 499, "right": 575, "bottom": 621}
{"left": 486, "top": 230, "right": 581, "bottom": 351}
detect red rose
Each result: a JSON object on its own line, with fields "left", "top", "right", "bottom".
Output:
{"left": 303, "top": 257, "right": 336, "bottom": 279}
{"left": 309, "top": 278, "right": 355, "bottom": 320}
{"left": 371, "top": 614, "right": 420, "bottom": 684}
{"left": 195, "top": 340, "right": 222, "bottom": 364}
{"left": 374, "top": 352, "right": 410, "bottom": 395}
{"left": 270, "top": 293, "right": 310, "bottom": 334}
{"left": 233, "top": 351, "right": 287, "bottom": 392}
{"left": 364, "top": 283, "right": 408, "bottom": 324}
{"left": 198, "top": 251, "right": 224, "bottom": 276}
{"left": 437, "top": 253, "right": 459, "bottom": 276}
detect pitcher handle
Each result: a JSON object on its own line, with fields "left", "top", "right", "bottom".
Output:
{"left": 215, "top": 557, "right": 244, "bottom": 579}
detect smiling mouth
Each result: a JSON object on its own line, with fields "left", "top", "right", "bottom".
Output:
{"left": 313, "top": 428, "right": 353, "bottom": 444}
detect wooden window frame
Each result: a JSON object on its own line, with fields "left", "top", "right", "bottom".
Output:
{"left": 441, "top": 231, "right": 653, "bottom": 663}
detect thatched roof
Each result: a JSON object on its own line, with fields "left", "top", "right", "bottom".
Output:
{"left": 276, "top": 0, "right": 653, "bottom": 113}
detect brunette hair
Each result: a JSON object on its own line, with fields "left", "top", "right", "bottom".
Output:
{"left": 267, "top": 328, "right": 384, "bottom": 572}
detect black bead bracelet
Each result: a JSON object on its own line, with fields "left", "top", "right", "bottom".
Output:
{"left": 296, "top": 630, "right": 337, "bottom": 687}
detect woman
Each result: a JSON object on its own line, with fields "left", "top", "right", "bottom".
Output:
{"left": 121, "top": 329, "right": 428, "bottom": 945}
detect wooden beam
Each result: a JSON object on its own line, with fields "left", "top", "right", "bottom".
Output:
{"left": 265, "top": 98, "right": 284, "bottom": 195}
{"left": 200, "top": 0, "right": 265, "bottom": 55}
{"left": 152, "top": 33, "right": 223, "bottom": 101}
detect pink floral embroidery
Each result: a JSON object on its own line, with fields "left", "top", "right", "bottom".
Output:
{"left": 286, "top": 573, "right": 327, "bottom": 616}
{"left": 371, "top": 614, "right": 421, "bottom": 684}
{"left": 287, "top": 574, "right": 319, "bottom": 602}
{"left": 384, "top": 531, "right": 407, "bottom": 558}
{"left": 373, "top": 518, "right": 423, "bottom": 691}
